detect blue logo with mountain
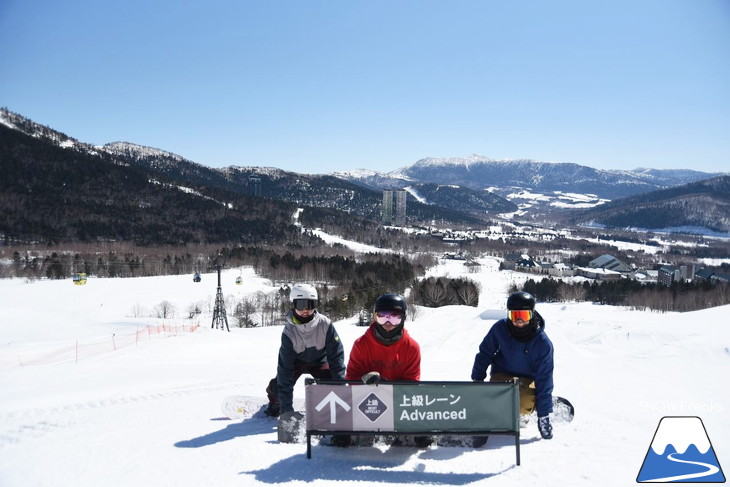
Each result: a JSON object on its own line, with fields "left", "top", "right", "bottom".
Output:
{"left": 637, "top": 416, "right": 725, "bottom": 483}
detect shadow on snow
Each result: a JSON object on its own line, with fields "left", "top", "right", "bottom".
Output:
{"left": 174, "top": 416, "right": 276, "bottom": 448}
{"left": 175, "top": 415, "right": 530, "bottom": 483}
{"left": 240, "top": 436, "right": 523, "bottom": 484}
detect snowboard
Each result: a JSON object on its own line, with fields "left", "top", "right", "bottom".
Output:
{"left": 221, "top": 395, "right": 270, "bottom": 420}
{"left": 436, "top": 435, "right": 489, "bottom": 448}
{"left": 319, "top": 433, "right": 488, "bottom": 448}
{"left": 551, "top": 396, "right": 574, "bottom": 423}
{"left": 277, "top": 411, "right": 306, "bottom": 443}
{"left": 320, "top": 434, "right": 439, "bottom": 448}
{"left": 441, "top": 396, "right": 573, "bottom": 446}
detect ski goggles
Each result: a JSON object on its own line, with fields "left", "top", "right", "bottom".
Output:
{"left": 293, "top": 299, "right": 316, "bottom": 311}
{"left": 508, "top": 310, "right": 533, "bottom": 322}
{"left": 375, "top": 311, "right": 403, "bottom": 325}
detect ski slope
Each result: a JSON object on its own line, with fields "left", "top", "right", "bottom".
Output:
{"left": 1, "top": 258, "right": 728, "bottom": 486}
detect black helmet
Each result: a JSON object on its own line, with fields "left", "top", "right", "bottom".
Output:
{"left": 507, "top": 291, "right": 535, "bottom": 311}
{"left": 374, "top": 293, "right": 407, "bottom": 321}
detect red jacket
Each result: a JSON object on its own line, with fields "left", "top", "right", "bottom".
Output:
{"left": 346, "top": 323, "right": 421, "bottom": 381}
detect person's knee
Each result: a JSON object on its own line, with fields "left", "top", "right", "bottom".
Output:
{"left": 519, "top": 390, "right": 536, "bottom": 415}
{"left": 266, "top": 378, "right": 278, "bottom": 398}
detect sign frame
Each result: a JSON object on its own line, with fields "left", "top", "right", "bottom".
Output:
{"left": 304, "top": 378, "right": 521, "bottom": 464}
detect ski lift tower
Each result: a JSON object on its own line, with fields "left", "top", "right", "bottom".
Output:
{"left": 210, "top": 257, "right": 230, "bottom": 332}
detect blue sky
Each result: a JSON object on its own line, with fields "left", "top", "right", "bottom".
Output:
{"left": 1, "top": 0, "right": 728, "bottom": 174}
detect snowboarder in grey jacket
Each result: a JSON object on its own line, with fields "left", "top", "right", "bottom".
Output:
{"left": 264, "top": 283, "right": 345, "bottom": 418}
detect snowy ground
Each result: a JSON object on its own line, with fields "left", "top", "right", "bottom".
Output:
{"left": 1, "top": 257, "right": 728, "bottom": 486}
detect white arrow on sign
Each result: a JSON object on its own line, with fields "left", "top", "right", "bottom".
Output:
{"left": 315, "top": 391, "right": 351, "bottom": 423}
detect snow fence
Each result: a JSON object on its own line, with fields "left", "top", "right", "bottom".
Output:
{"left": 4, "top": 322, "right": 200, "bottom": 369}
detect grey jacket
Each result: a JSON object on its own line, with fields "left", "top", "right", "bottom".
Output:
{"left": 276, "top": 310, "right": 345, "bottom": 413}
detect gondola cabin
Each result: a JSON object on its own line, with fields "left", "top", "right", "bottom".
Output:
{"left": 235, "top": 276, "right": 243, "bottom": 285}
{"left": 72, "top": 273, "right": 87, "bottom": 285}
{"left": 193, "top": 273, "right": 202, "bottom": 283}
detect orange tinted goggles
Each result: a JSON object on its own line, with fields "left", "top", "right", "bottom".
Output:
{"left": 508, "top": 310, "right": 533, "bottom": 322}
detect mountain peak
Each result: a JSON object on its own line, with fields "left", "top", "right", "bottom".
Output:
{"left": 411, "top": 155, "right": 498, "bottom": 167}
{"left": 333, "top": 168, "right": 383, "bottom": 178}
{"left": 101, "top": 141, "right": 187, "bottom": 162}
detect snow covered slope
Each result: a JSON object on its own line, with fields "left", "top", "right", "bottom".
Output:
{"left": 1, "top": 258, "right": 728, "bottom": 487}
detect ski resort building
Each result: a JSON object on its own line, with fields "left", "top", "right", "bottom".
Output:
{"left": 382, "top": 188, "right": 407, "bottom": 226}
{"left": 588, "top": 254, "right": 632, "bottom": 273}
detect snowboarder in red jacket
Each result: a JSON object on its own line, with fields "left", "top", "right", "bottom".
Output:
{"left": 346, "top": 293, "right": 420, "bottom": 383}
{"left": 343, "top": 294, "right": 430, "bottom": 448}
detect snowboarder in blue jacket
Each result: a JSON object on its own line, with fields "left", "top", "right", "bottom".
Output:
{"left": 471, "top": 291, "right": 555, "bottom": 439}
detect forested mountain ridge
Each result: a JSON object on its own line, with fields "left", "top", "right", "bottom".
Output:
{"left": 569, "top": 175, "right": 730, "bottom": 233}
{"left": 2, "top": 107, "right": 726, "bottom": 241}
{"left": 0, "top": 108, "right": 502, "bottom": 235}
{"left": 0, "top": 123, "right": 306, "bottom": 245}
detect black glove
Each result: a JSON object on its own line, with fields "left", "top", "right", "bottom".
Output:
{"left": 538, "top": 416, "right": 553, "bottom": 439}
{"left": 362, "top": 371, "right": 381, "bottom": 385}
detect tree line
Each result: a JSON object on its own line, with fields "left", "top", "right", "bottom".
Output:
{"left": 511, "top": 277, "right": 730, "bottom": 312}
{"left": 228, "top": 248, "right": 433, "bottom": 326}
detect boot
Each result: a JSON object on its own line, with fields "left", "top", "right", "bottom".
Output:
{"left": 263, "top": 403, "right": 280, "bottom": 417}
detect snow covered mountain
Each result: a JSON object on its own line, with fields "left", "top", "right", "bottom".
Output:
{"left": 0, "top": 109, "right": 510, "bottom": 228}
{"left": 2, "top": 107, "right": 725, "bottom": 232}
{"left": 338, "top": 155, "right": 723, "bottom": 202}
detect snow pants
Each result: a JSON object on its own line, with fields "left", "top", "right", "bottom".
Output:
{"left": 266, "top": 363, "right": 333, "bottom": 407}
{"left": 489, "top": 371, "right": 536, "bottom": 416}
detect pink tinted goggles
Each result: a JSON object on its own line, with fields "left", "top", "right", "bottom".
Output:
{"left": 375, "top": 311, "right": 403, "bottom": 325}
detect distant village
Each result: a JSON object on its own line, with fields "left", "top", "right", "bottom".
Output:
{"left": 495, "top": 252, "right": 730, "bottom": 287}
{"left": 439, "top": 246, "right": 730, "bottom": 288}
{"left": 386, "top": 188, "right": 730, "bottom": 289}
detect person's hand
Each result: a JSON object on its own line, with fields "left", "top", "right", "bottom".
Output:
{"left": 538, "top": 416, "right": 553, "bottom": 439}
{"left": 362, "top": 371, "right": 381, "bottom": 385}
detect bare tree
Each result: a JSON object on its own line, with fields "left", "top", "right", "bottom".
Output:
{"left": 233, "top": 297, "right": 258, "bottom": 328}
{"left": 186, "top": 301, "right": 203, "bottom": 319}
{"left": 421, "top": 278, "right": 449, "bottom": 307}
{"left": 154, "top": 300, "right": 176, "bottom": 319}
{"left": 455, "top": 280, "right": 480, "bottom": 307}
{"left": 557, "top": 282, "right": 587, "bottom": 303}
{"left": 130, "top": 303, "right": 146, "bottom": 318}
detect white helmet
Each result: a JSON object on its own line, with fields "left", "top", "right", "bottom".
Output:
{"left": 290, "top": 283, "right": 318, "bottom": 302}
